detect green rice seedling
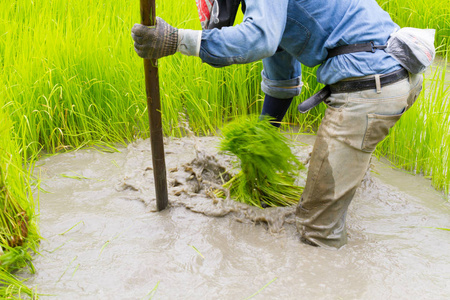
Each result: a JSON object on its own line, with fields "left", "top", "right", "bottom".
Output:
{"left": 0, "top": 102, "right": 39, "bottom": 298}
{"left": 142, "top": 281, "right": 160, "bottom": 300}
{"left": 0, "top": 115, "right": 39, "bottom": 254}
{"left": 376, "top": 57, "right": 450, "bottom": 198}
{"left": 245, "top": 277, "right": 278, "bottom": 300}
{"left": 0, "top": 0, "right": 321, "bottom": 157}
{"left": 189, "top": 245, "right": 205, "bottom": 259}
{"left": 435, "top": 227, "right": 450, "bottom": 231}
{"left": 0, "top": 268, "right": 37, "bottom": 299}
{"left": 378, "top": 0, "right": 450, "bottom": 56}
{"left": 219, "top": 116, "right": 304, "bottom": 208}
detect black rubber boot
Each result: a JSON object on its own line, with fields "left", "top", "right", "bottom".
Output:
{"left": 260, "top": 95, "right": 293, "bottom": 127}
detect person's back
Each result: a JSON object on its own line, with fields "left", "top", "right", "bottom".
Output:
{"left": 282, "top": 0, "right": 401, "bottom": 83}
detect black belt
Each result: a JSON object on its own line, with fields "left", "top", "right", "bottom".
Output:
{"left": 297, "top": 68, "right": 409, "bottom": 113}
{"left": 326, "top": 42, "right": 387, "bottom": 60}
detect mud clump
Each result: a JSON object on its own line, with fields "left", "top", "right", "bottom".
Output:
{"left": 112, "top": 137, "right": 312, "bottom": 233}
{"left": 169, "top": 150, "right": 231, "bottom": 197}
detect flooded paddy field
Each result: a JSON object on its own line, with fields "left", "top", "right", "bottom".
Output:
{"left": 26, "top": 135, "right": 450, "bottom": 299}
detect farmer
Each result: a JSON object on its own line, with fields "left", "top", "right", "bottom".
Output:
{"left": 131, "top": 0, "right": 424, "bottom": 249}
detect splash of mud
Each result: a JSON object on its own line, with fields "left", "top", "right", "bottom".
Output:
{"left": 115, "top": 136, "right": 310, "bottom": 234}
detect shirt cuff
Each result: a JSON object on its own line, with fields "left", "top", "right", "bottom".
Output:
{"left": 177, "top": 29, "right": 201, "bottom": 57}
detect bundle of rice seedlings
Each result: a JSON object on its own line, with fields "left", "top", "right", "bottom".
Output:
{"left": 218, "top": 116, "right": 304, "bottom": 208}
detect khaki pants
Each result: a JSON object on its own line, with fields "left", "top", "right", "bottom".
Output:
{"left": 296, "top": 73, "right": 423, "bottom": 249}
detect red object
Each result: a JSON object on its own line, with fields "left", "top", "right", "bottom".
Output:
{"left": 196, "top": 0, "right": 214, "bottom": 25}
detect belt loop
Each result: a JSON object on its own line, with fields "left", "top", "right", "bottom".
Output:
{"left": 375, "top": 74, "right": 382, "bottom": 94}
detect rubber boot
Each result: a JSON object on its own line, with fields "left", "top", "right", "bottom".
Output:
{"left": 260, "top": 95, "right": 293, "bottom": 128}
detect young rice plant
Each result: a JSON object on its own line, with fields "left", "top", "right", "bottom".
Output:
{"left": 218, "top": 116, "right": 305, "bottom": 208}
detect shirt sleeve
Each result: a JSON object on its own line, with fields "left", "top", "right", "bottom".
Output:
{"left": 199, "top": 0, "right": 289, "bottom": 67}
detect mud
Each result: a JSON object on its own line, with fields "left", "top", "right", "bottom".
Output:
{"left": 25, "top": 134, "right": 450, "bottom": 299}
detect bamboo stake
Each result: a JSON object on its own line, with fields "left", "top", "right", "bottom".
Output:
{"left": 139, "top": 0, "right": 168, "bottom": 211}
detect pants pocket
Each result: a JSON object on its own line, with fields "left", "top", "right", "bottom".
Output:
{"left": 361, "top": 110, "right": 405, "bottom": 152}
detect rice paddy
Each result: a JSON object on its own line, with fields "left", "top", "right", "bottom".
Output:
{"left": 1, "top": 0, "right": 449, "bottom": 297}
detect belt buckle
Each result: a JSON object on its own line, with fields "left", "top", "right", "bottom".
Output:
{"left": 370, "top": 41, "right": 376, "bottom": 53}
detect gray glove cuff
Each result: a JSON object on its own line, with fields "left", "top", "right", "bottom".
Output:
{"left": 177, "top": 29, "right": 201, "bottom": 57}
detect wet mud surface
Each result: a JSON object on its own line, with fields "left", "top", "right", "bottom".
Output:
{"left": 26, "top": 135, "right": 450, "bottom": 299}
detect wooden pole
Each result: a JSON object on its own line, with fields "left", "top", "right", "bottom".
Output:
{"left": 139, "top": 0, "right": 168, "bottom": 211}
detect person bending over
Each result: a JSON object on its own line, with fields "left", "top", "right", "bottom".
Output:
{"left": 131, "top": 0, "right": 423, "bottom": 249}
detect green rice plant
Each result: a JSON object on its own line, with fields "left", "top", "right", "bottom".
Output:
{"left": 0, "top": 0, "right": 148, "bottom": 158}
{"left": 0, "top": 114, "right": 39, "bottom": 256}
{"left": 0, "top": 268, "right": 36, "bottom": 299}
{"left": 244, "top": 277, "right": 278, "bottom": 300}
{"left": 0, "top": 0, "right": 322, "bottom": 157}
{"left": 376, "top": 57, "right": 450, "bottom": 197}
{"left": 0, "top": 103, "right": 39, "bottom": 298}
{"left": 378, "top": 0, "right": 450, "bottom": 56}
{"left": 218, "top": 116, "right": 304, "bottom": 208}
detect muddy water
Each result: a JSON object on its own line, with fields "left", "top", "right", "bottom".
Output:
{"left": 26, "top": 135, "right": 450, "bottom": 299}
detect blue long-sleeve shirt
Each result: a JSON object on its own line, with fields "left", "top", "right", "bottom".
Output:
{"left": 198, "top": 0, "right": 401, "bottom": 97}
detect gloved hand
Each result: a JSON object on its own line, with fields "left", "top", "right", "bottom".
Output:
{"left": 131, "top": 17, "right": 178, "bottom": 60}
